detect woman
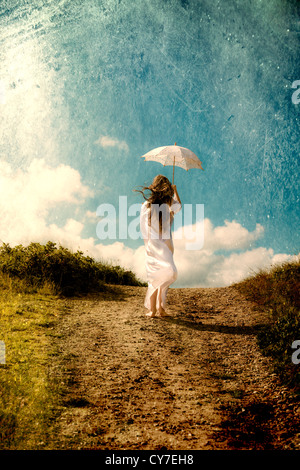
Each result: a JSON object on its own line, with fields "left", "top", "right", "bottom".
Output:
{"left": 137, "top": 175, "right": 181, "bottom": 317}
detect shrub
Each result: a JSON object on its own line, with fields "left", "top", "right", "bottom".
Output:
{"left": 0, "top": 242, "right": 144, "bottom": 296}
{"left": 235, "top": 259, "right": 300, "bottom": 391}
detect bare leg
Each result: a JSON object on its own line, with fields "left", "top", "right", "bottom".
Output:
{"left": 146, "top": 290, "right": 157, "bottom": 317}
{"left": 156, "top": 281, "right": 171, "bottom": 316}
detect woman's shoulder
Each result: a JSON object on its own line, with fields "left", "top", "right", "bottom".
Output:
{"left": 141, "top": 201, "right": 149, "bottom": 212}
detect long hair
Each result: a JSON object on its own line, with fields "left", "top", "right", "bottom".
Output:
{"left": 134, "top": 175, "right": 174, "bottom": 234}
{"left": 134, "top": 174, "right": 174, "bottom": 207}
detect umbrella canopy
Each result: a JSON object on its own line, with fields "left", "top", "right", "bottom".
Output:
{"left": 140, "top": 143, "right": 204, "bottom": 184}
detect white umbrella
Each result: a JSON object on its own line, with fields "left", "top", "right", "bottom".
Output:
{"left": 140, "top": 142, "right": 204, "bottom": 184}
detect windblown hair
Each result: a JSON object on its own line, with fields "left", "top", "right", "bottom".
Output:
{"left": 134, "top": 175, "right": 174, "bottom": 234}
{"left": 134, "top": 174, "right": 174, "bottom": 207}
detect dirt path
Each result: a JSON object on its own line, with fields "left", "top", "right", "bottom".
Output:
{"left": 51, "top": 285, "right": 300, "bottom": 450}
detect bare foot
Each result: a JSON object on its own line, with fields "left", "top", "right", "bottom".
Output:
{"left": 146, "top": 311, "right": 156, "bottom": 317}
{"left": 156, "top": 309, "right": 168, "bottom": 317}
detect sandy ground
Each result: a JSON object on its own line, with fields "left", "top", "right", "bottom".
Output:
{"left": 50, "top": 285, "right": 300, "bottom": 450}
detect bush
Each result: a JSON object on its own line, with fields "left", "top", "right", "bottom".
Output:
{"left": 0, "top": 242, "right": 144, "bottom": 296}
{"left": 235, "top": 259, "right": 300, "bottom": 391}
{"left": 256, "top": 307, "right": 300, "bottom": 390}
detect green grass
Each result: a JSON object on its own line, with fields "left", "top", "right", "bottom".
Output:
{"left": 234, "top": 258, "right": 300, "bottom": 392}
{"left": 0, "top": 241, "right": 145, "bottom": 449}
{"left": 0, "top": 279, "right": 64, "bottom": 449}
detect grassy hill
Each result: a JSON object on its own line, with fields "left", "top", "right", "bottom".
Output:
{"left": 234, "top": 258, "right": 300, "bottom": 392}
{"left": 0, "top": 243, "right": 298, "bottom": 449}
{"left": 0, "top": 241, "right": 145, "bottom": 296}
{"left": 0, "top": 241, "right": 145, "bottom": 448}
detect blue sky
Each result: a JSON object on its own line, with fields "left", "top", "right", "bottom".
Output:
{"left": 0, "top": 0, "right": 299, "bottom": 287}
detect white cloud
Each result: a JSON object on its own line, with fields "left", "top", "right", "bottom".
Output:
{"left": 171, "top": 219, "right": 297, "bottom": 287}
{"left": 173, "top": 246, "right": 298, "bottom": 288}
{"left": 94, "top": 135, "right": 129, "bottom": 152}
{"left": 205, "top": 219, "right": 264, "bottom": 251}
{"left": 0, "top": 159, "right": 93, "bottom": 246}
{"left": 0, "top": 80, "right": 6, "bottom": 105}
{"left": 173, "top": 218, "right": 264, "bottom": 253}
{"left": 84, "top": 210, "right": 99, "bottom": 223}
{"left": 0, "top": 160, "right": 297, "bottom": 287}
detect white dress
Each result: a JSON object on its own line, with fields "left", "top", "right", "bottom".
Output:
{"left": 140, "top": 195, "right": 182, "bottom": 312}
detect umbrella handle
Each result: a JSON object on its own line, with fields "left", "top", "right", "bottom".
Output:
{"left": 172, "top": 156, "right": 175, "bottom": 185}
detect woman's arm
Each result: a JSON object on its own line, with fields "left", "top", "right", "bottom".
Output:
{"left": 172, "top": 185, "right": 181, "bottom": 205}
